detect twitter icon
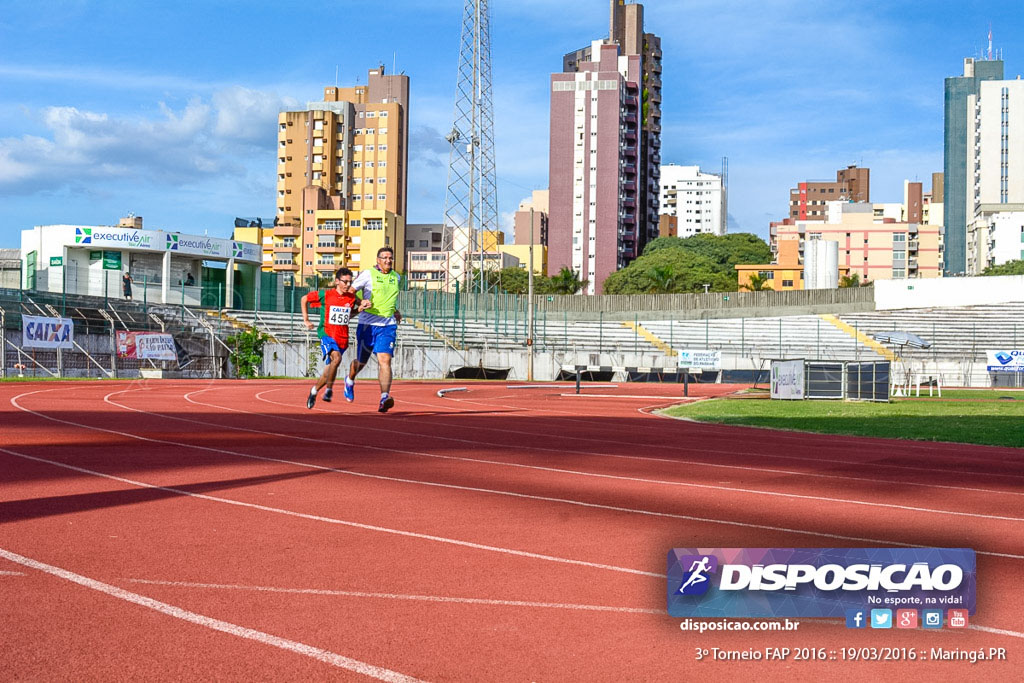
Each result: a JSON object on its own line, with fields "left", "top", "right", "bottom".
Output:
{"left": 870, "top": 609, "right": 892, "bottom": 629}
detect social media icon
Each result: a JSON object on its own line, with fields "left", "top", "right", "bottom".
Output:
{"left": 846, "top": 609, "right": 867, "bottom": 628}
{"left": 948, "top": 609, "right": 969, "bottom": 628}
{"left": 922, "top": 610, "right": 943, "bottom": 629}
{"left": 896, "top": 609, "right": 918, "bottom": 629}
{"left": 870, "top": 609, "right": 892, "bottom": 629}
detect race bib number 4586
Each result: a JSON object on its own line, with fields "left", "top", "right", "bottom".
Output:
{"left": 328, "top": 305, "right": 351, "bottom": 326}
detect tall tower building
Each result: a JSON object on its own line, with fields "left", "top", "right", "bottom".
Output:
{"left": 610, "top": 0, "right": 662, "bottom": 251}
{"left": 550, "top": 41, "right": 642, "bottom": 294}
{"left": 943, "top": 56, "right": 1003, "bottom": 274}
{"left": 273, "top": 66, "right": 409, "bottom": 280}
{"left": 965, "top": 77, "right": 1024, "bottom": 273}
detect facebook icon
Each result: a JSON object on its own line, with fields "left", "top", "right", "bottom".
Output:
{"left": 845, "top": 609, "right": 867, "bottom": 629}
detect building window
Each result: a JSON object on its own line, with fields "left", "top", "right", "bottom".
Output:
{"left": 378, "top": 194, "right": 386, "bottom": 200}
{"left": 782, "top": 279, "right": 794, "bottom": 287}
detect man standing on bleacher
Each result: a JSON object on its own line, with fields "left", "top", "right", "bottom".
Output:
{"left": 346, "top": 246, "right": 403, "bottom": 413}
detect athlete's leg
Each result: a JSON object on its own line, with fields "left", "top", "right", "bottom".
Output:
{"left": 377, "top": 353, "right": 393, "bottom": 394}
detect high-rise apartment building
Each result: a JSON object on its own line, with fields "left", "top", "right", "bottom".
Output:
{"left": 549, "top": 1, "right": 661, "bottom": 293}
{"left": 787, "top": 165, "right": 870, "bottom": 221}
{"left": 964, "top": 78, "right": 1024, "bottom": 273}
{"left": 943, "top": 56, "right": 1004, "bottom": 274}
{"left": 658, "top": 164, "right": 726, "bottom": 236}
{"left": 550, "top": 40, "right": 642, "bottom": 294}
{"left": 273, "top": 66, "right": 409, "bottom": 280}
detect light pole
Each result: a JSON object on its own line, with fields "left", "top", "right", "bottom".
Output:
{"left": 527, "top": 208, "right": 535, "bottom": 381}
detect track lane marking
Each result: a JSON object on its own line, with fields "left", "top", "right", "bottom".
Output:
{"left": 8, "top": 392, "right": 1024, "bottom": 560}
{"left": 125, "top": 579, "right": 663, "bottom": 614}
{"left": 0, "top": 447, "right": 662, "bottom": 578}
{"left": 0, "top": 547, "right": 423, "bottom": 682}
{"left": 121, "top": 579, "right": 1024, "bottom": 640}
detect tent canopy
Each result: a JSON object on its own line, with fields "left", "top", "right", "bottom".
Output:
{"left": 873, "top": 331, "right": 931, "bottom": 349}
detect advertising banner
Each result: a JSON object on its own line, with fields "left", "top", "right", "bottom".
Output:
{"left": 23, "top": 315, "right": 74, "bottom": 350}
{"left": 117, "top": 331, "right": 177, "bottom": 360}
{"left": 770, "top": 359, "right": 805, "bottom": 399}
{"left": 986, "top": 350, "right": 1024, "bottom": 372}
{"left": 668, "top": 547, "right": 976, "bottom": 619}
{"left": 676, "top": 349, "right": 721, "bottom": 370}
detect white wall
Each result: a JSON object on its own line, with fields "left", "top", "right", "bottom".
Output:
{"left": 875, "top": 274, "right": 1024, "bottom": 310}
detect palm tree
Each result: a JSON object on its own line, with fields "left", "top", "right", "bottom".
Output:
{"left": 839, "top": 273, "right": 861, "bottom": 288}
{"left": 548, "top": 267, "right": 588, "bottom": 295}
{"left": 647, "top": 265, "right": 677, "bottom": 293}
{"left": 741, "top": 273, "right": 770, "bottom": 291}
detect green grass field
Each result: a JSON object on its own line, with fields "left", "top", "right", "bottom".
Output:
{"left": 663, "top": 391, "right": 1024, "bottom": 448}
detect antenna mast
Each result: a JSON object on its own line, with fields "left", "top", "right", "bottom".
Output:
{"left": 442, "top": 0, "right": 498, "bottom": 293}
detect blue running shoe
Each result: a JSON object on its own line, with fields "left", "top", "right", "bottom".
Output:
{"left": 343, "top": 382, "right": 355, "bottom": 403}
{"left": 323, "top": 388, "right": 333, "bottom": 402}
{"left": 378, "top": 395, "right": 395, "bottom": 413}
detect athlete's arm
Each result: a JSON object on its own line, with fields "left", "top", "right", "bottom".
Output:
{"left": 300, "top": 292, "right": 315, "bottom": 330}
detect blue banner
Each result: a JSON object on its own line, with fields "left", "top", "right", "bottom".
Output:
{"left": 667, "top": 548, "right": 975, "bottom": 618}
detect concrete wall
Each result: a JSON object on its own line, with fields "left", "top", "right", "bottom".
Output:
{"left": 874, "top": 275, "right": 1024, "bottom": 310}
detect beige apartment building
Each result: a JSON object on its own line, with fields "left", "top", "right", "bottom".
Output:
{"left": 272, "top": 66, "right": 409, "bottom": 280}
{"left": 772, "top": 202, "right": 943, "bottom": 283}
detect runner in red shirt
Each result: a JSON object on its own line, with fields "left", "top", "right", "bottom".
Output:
{"left": 300, "top": 267, "right": 370, "bottom": 409}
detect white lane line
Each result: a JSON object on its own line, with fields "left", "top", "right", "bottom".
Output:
{"left": 0, "top": 547, "right": 423, "bottom": 682}
{"left": 15, "top": 388, "right": 1024, "bottom": 557}
{"left": 125, "top": 579, "right": 663, "bottom": 615}
{"left": 0, "top": 447, "right": 662, "bottom": 579}
{"left": 223, "top": 389, "right": 1024, "bottom": 499}
{"left": 6, "top": 405, "right": 1024, "bottom": 567}
{"left": 971, "top": 624, "right": 1024, "bottom": 639}
{"left": 100, "top": 390, "right": 1024, "bottom": 524}
{"left": 407, "top": 387, "right": 1023, "bottom": 462}
{"left": 0, "top": 570, "right": 27, "bottom": 576}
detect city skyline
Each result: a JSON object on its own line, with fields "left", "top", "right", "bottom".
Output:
{"left": 1, "top": 0, "right": 1021, "bottom": 250}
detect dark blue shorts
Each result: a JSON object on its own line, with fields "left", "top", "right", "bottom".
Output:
{"left": 319, "top": 336, "right": 346, "bottom": 363}
{"left": 357, "top": 324, "right": 397, "bottom": 364}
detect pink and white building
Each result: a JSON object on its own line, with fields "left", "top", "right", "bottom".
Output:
{"left": 548, "top": 40, "right": 641, "bottom": 294}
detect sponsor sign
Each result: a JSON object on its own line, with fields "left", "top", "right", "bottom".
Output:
{"left": 986, "top": 350, "right": 1024, "bottom": 373}
{"left": 75, "top": 226, "right": 157, "bottom": 249}
{"left": 676, "top": 349, "right": 721, "bottom": 371}
{"left": 23, "top": 315, "right": 74, "bottom": 350}
{"left": 117, "top": 331, "right": 177, "bottom": 360}
{"left": 667, "top": 548, "right": 976, "bottom": 619}
{"left": 49, "top": 256, "right": 63, "bottom": 266}
{"left": 103, "top": 250, "right": 122, "bottom": 270}
{"left": 89, "top": 251, "right": 102, "bottom": 261}
{"left": 771, "top": 359, "right": 805, "bottom": 399}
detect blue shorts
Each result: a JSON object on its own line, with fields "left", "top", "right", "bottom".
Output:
{"left": 357, "top": 324, "right": 397, "bottom": 364}
{"left": 319, "top": 336, "right": 346, "bottom": 363}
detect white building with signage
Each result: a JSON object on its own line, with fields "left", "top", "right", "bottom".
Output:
{"left": 20, "top": 219, "right": 262, "bottom": 307}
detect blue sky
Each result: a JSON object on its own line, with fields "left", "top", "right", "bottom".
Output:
{"left": 1, "top": 0, "right": 1021, "bottom": 248}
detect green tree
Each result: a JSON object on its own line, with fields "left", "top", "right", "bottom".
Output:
{"left": 226, "top": 327, "right": 270, "bottom": 379}
{"left": 548, "top": 267, "right": 588, "bottom": 295}
{"left": 839, "top": 273, "right": 861, "bottom": 288}
{"left": 646, "top": 265, "right": 678, "bottom": 293}
{"left": 981, "top": 259, "right": 1024, "bottom": 276}
{"left": 604, "top": 247, "right": 735, "bottom": 294}
{"left": 741, "top": 272, "right": 771, "bottom": 291}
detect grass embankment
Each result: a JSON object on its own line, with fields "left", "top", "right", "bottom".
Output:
{"left": 662, "top": 391, "right": 1024, "bottom": 448}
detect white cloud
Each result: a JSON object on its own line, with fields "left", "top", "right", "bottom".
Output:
{"left": 0, "top": 88, "right": 296, "bottom": 196}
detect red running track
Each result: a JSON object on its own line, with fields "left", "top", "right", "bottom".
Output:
{"left": 1, "top": 379, "right": 1021, "bottom": 681}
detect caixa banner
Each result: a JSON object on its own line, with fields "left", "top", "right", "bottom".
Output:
{"left": 22, "top": 315, "right": 74, "bottom": 350}
{"left": 667, "top": 548, "right": 975, "bottom": 618}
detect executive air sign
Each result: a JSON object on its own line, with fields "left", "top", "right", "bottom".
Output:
{"left": 667, "top": 548, "right": 976, "bottom": 618}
